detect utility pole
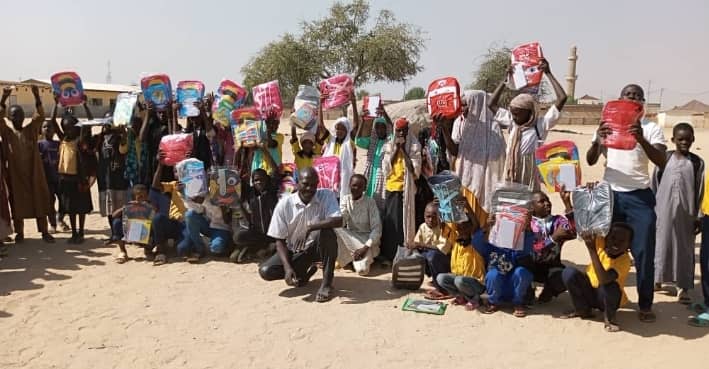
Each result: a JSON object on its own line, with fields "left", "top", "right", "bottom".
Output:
{"left": 659, "top": 88, "right": 664, "bottom": 110}
{"left": 106, "top": 60, "right": 112, "bottom": 84}
{"left": 646, "top": 80, "right": 652, "bottom": 104}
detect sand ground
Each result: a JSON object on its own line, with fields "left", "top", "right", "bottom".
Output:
{"left": 1, "top": 124, "right": 708, "bottom": 369}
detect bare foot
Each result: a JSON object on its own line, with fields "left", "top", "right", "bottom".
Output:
{"left": 315, "top": 285, "right": 333, "bottom": 303}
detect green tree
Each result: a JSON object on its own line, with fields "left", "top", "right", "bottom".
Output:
{"left": 404, "top": 86, "right": 426, "bottom": 100}
{"left": 356, "top": 89, "right": 370, "bottom": 100}
{"left": 242, "top": 0, "right": 425, "bottom": 105}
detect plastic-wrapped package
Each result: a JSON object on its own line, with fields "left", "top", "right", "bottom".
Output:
{"left": 427, "top": 171, "right": 468, "bottom": 223}
{"left": 319, "top": 74, "right": 353, "bottom": 110}
{"left": 176, "top": 80, "right": 205, "bottom": 117}
{"left": 233, "top": 119, "right": 265, "bottom": 148}
{"left": 212, "top": 80, "right": 247, "bottom": 126}
{"left": 535, "top": 140, "right": 582, "bottom": 192}
{"left": 51, "top": 71, "right": 84, "bottom": 107}
{"left": 427, "top": 77, "right": 462, "bottom": 119}
{"left": 175, "top": 158, "right": 207, "bottom": 199}
{"left": 602, "top": 100, "right": 643, "bottom": 150}
{"left": 290, "top": 85, "right": 320, "bottom": 130}
{"left": 122, "top": 202, "right": 155, "bottom": 246}
{"left": 572, "top": 182, "right": 613, "bottom": 237}
{"left": 489, "top": 182, "right": 533, "bottom": 250}
{"left": 362, "top": 95, "right": 381, "bottom": 119}
{"left": 313, "top": 156, "right": 341, "bottom": 194}
{"left": 208, "top": 167, "right": 241, "bottom": 207}
{"left": 112, "top": 93, "right": 138, "bottom": 126}
{"left": 252, "top": 80, "right": 283, "bottom": 117}
{"left": 159, "top": 133, "right": 194, "bottom": 166}
{"left": 509, "top": 42, "right": 544, "bottom": 92}
{"left": 141, "top": 74, "right": 172, "bottom": 110}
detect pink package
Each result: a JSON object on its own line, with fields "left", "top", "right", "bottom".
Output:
{"left": 313, "top": 156, "right": 341, "bottom": 194}
{"left": 159, "top": 133, "right": 194, "bottom": 166}
{"left": 319, "top": 74, "right": 353, "bottom": 110}
{"left": 511, "top": 42, "right": 544, "bottom": 90}
{"left": 602, "top": 100, "right": 644, "bottom": 150}
{"left": 252, "top": 80, "right": 283, "bottom": 117}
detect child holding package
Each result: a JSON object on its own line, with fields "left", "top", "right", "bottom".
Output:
{"left": 110, "top": 185, "right": 155, "bottom": 263}
{"left": 407, "top": 202, "right": 452, "bottom": 300}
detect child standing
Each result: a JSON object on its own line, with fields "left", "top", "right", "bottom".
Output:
{"left": 530, "top": 189, "right": 576, "bottom": 303}
{"left": 487, "top": 59, "right": 567, "bottom": 190}
{"left": 56, "top": 115, "right": 94, "bottom": 244}
{"left": 407, "top": 202, "right": 452, "bottom": 299}
{"left": 653, "top": 122, "right": 705, "bottom": 303}
{"left": 39, "top": 116, "right": 68, "bottom": 233}
{"left": 96, "top": 124, "right": 129, "bottom": 237}
{"left": 561, "top": 223, "right": 634, "bottom": 333}
{"left": 688, "top": 166, "right": 709, "bottom": 326}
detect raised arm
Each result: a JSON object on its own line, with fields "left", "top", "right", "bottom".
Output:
{"left": 539, "top": 58, "right": 567, "bottom": 111}
{"left": 139, "top": 102, "right": 152, "bottom": 143}
{"left": 434, "top": 113, "right": 459, "bottom": 157}
{"left": 29, "top": 85, "right": 46, "bottom": 129}
{"left": 82, "top": 97, "right": 93, "bottom": 121}
{"left": 349, "top": 92, "right": 360, "bottom": 140}
{"left": 586, "top": 122, "right": 611, "bottom": 166}
{"left": 487, "top": 65, "right": 513, "bottom": 114}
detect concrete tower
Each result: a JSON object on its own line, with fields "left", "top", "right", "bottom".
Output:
{"left": 565, "top": 46, "right": 578, "bottom": 101}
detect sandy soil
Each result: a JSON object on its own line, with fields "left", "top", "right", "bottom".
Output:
{"left": 1, "top": 124, "right": 708, "bottom": 369}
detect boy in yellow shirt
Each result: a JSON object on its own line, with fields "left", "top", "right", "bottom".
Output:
{"left": 407, "top": 203, "right": 451, "bottom": 299}
{"left": 560, "top": 223, "right": 633, "bottom": 332}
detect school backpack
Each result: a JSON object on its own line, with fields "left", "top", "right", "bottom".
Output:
{"left": 427, "top": 77, "right": 461, "bottom": 119}
{"left": 391, "top": 246, "right": 425, "bottom": 290}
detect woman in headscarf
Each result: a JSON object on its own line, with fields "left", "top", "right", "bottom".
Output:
{"left": 380, "top": 117, "right": 422, "bottom": 263}
{"left": 354, "top": 107, "right": 392, "bottom": 212}
{"left": 487, "top": 58, "right": 567, "bottom": 191}
{"left": 322, "top": 116, "right": 355, "bottom": 200}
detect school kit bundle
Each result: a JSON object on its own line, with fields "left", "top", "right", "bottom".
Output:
{"left": 362, "top": 94, "right": 381, "bottom": 119}
{"left": 601, "top": 99, "right": 644, "bottom": 150}
{"left": 159, "top": 133, "right": 194, "bottom": 166}
{"left": 231, "top": 107, "right": 265, "bottom": 148}
{"left": 427, "top": 77, "right": 462, "bottom": 119}
{"left": 427, "top": 171, "right": 468, "bottom": 223}
{"left": 572, "top": 182, "right": 613, "bottom": 237}
{"left": 489, "top": 182, "right": 533, "bottom": 250}
{"left": 208, "top": 167, "right": 241, "bottom": 208}
{"left": 122, "top": 202, "right": 155, "bottom": 246}
{"left": 176, "top": 158, "right": 208, "bottom": 199}
{"left": 51, "top": 71, "right": 85, "bottom": 107}
{"left": 141, "top": 74, "right": 172, "bottom": 110}
{"left": 509, "top": 42, "right": 544, "bottom": 93}
{"left": 212, "top": 80, "right": 248, "bottom": 127}
{"left": 112, "top": 93, "right": 138, "bottom": 127}
{"left": 290, "top": 85, "right": 320, "bottom": 132}
{"left": 176, "top": 81, "right": 205, "bottom": 118}
{"left": 319, "top": 74, "right": 353, "bottom": 110}
{"left": 252, "top": 80, "right": 283, "bottom": 117}
{"left": 535, "top": 140, "right": 582, "bottom": 192}
{"left": 313, "top": 156, "right": 341, "bottom": 195}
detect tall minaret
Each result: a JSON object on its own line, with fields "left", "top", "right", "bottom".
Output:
{"left": 565, "top": 45, "right": 578, "bottom": 101}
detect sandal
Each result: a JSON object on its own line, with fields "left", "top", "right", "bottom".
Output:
{"left": 481, "top": 304, "right": 499, "bottom": 314}
{"left": 423, "top": 290, "right": 453, "bottom": 301}
{"left": 315, "top": 285, "right": 333, "bottom": 303}
{"left": 513, "top": 306, "right": 528, "bottom": 318}
{"left": 688, "top": 302, "right": 709, "bottom": 314}
{"left": 688, "top": 312, "right": 709, "bottom": 327}
{"left": 638, "top": 310, "right": 656, "bottom": 323}
{"left": 115, "top": 253, "right": 128, "bottom": 264}
{"left": 153, "top": 254, "right": 167, "bottom": 266}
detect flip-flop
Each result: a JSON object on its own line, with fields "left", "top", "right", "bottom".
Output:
{"left": 481, "top": 304, "right": 499, "bottom": 314}
{"left": 153, "top": 254, "right": 167, "bottom": 266}
{"left": 688, "top": 302, "right": 709, "bottom": 314}
{"left": 688, "top": 312, "right": 709, "bottom": 327}
{"left": 315, "top": 286, "right": 333, "bottom": 303}
{"left": 513, "top": 306, "right": 528, "bottom": 318}
{"left": 423, "top": 290, "right": 453, "bottom": 301}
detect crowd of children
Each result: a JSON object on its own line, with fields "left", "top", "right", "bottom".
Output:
{"left": 1, "top": 56, "right": 709, "bottom": 331}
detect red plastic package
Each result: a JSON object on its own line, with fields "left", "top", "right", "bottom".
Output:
{"left": 362, "top": 94, "right": 381, "bottom": 119}
{"left": 510, "top": 42, "right": 544, "bottom": 90}
{"left": 602, "top": 100, "right": 644, "bottom": 150}
{"left": 252, "top": 80, "right": 283, "bottom": 117}
{"left": 427, "top": 77, "right": 461, "bottom": 119}
{"left": 313, "top": 156, "right": 341, "bottom": 194}
{"left": 319, "top": 74, "right": 353, "bottom": 110}
{"left": 159, "top": 133, "right": 194, "bottom": 166}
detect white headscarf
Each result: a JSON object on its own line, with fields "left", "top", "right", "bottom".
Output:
{"left": 324, "top": 117, "right": 354, "bottom": 199}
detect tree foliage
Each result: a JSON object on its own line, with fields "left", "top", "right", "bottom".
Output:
{"left": 241, "top": 0, "right": 425, "bottom": 105}
{"left": 404, "top": 86, "right": 426, "bottom": 100}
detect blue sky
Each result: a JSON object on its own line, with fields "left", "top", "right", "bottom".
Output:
{"left": 4, "top": 0, "right": 708, "bottom": 109}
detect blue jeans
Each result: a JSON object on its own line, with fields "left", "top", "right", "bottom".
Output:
{"left": 612, "top": 188, "right": 656, "bottom": 310}
{"left": 111, "top": 217, "right": 124, "bottom": 241}
{"left": 436, "top": 273, "right": 485, "bottom": 303}
{"left": 420, "top": 248, "right": 451, "bottom": 291}
{"left": 152, "top": 213, "right": 184, "bottom": 245}
{"left": 701, "top": 216, "right": 709, "bottom": 307}
{"left": 177, "top": 210, "right": 231, "bottom": 256}
{"left": 485, "top": 267, "right": 533, "bottom": 306}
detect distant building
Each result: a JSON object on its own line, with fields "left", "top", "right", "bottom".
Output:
{"left": 657, "top": 99, "right": 709, "bottom": 128}
{"left": 576, "top": 94, "right": 602, "bottom": 105}
{"left": 0, "top": 79, "right": 140, "bottom": 118}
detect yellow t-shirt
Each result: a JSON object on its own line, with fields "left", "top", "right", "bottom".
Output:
{"left": 291, "top": 141, "right": 318, "bottom": 171}
{"left": 586, "top": 238, "right": 631, "bottom": 306}
{"left": 58, "top": 139, "right": 79, "bottom": 175}
{"left": 701, "top": 169, "right": 709, "bottom": 216}
{"left": 385, "top": 152, "right": 405, "bottom": 192}
{"left": 414, "top": 223, "right": 451, "bottom": 254}
{"left": 162, "top": 181, "right": 187, "bottom": 221}
{"left": 450, "top": 242, "right": 486, "bottom": 282}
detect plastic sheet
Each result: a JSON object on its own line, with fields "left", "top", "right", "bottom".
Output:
{"left": 427, "top": 77, "right": 461, "bottom": 119}
{"left": 489, "top": 182, "right": 532, "bottom": 250}
{"left": 602, "top": 100, "right": 643, "bottom": 150}
{"left": 572, "top": 182, "right": 613, "bottom": 237}
{"left": 141, "top": 74, "right": 172, "bottom": 110}
{"left": 319, "top": 74, "right": 353, "bottom": 110}
{"left": 51, "top": 71, "right": 85, "bottom": 107}
{"left": 176, "top": 80, "right": 205, "bottom": 117}
{"left": 535, "top": 140, "right": 582, "bottom": 192}
{"left": 290, "top": 85, "right": 320, "bottom": 130}
{"left": 159, "top": 133, "right": 194, "bottom": 166}
{"left": 427, "top": 170, "right": 468, "bottom": 223}
{"left": 175, "top": 158, "right": 208, "bottom": 199}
